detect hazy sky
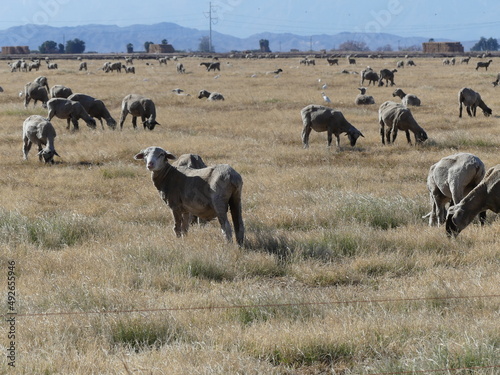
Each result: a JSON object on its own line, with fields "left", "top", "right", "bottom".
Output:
{"left": 3, "top": 0, "right": 500, "bottom": 41}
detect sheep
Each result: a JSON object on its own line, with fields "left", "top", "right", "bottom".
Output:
{"left": 198, "top": 89, "right": 224, "bottom": 101}
{"left": 79, "top": 62, "right": 87, "bottom": 71}
{"left": 47, "top": 63, "right": 58, "bottom": 70}
{"left": 207, "top": 62, "right": 221, "bottom": 71}
{"left": 396, "top": 60, "right": 404, "bottom": 68}
{"left": 392, "top": 88, "right": 421, "bottom": 106}
{"left": 442, "top": 58, "right": 450, "bottom": 65}
{"left": 424, "top": 153, "right": 486, "bottom": 227}
{"left": 173, "top": 153, "right": 207, "bottom": 169}
{"left": 67, "top": 93, "right": 117, "bottom": 130}
{"left": 460, "top": 57, "right": 471, "bottom": 65}
{"left": 458, "top": 87, "right": 492, "bottom": 117}
{"left": 47, "top": 98, "right": 97, "bottom": 130}
{"left": 34, "top": 76, "right": 49, "bottom": 92}
{"left": 475, "top": 59, "right": 492, "bottom": 71}
{"left": 158, "top": 57, "right": 168, "bottom": 65}
{"left": 348, "top": 58, "right": 356, "bottom": 65}
{"left": 22, "top": 115, "right": 59, "bottom": 164}
{"left": 124, "top": 66, "right": 135, "bottom": 74}
{"left": 125, "top": 57, "right": 134, "bottom": 65}
{"left": 176, "top": 63, "right": 185, "bottom": 73}
{"left": 50, "top": 85, "right": 73, "bottom": 99}
{"left": 133, "top": 146, "right": 245, "bottom": 245}
{"left": 24, "top": 82, "right": 50, "bottom": 108}
{"left": 355, "top": 87, "right": 375, "bottom": 105}
{"left": 300, "top": 104, "right": 364, "bottom": 148}
{"left": 119, "top": 94, "right": 160, "bottom": 130}
{"left": 199, "top": 62, "right": 212, "bottom": 69}
{"left": 446, "top": 164, "right": 500, "bottom": 237}
{"left": 360, "top": 68, "right": 379, "bottom": 86}
{"left": 327, "top": 58, "right": 339, "bottom": 65}
{"left": 378, "top": 101, "right": 428, "bottom": 145}
{"left": 108, "top": 61, "right": 122, "bottom": 73}
{"left": 406, "top": 59, "right": 416, "bottom": 67}
{"left": 102, "top": 62, "right": 111, "bottom": 72}
{"left": 28, "top": 61, "right": 41, "bottom": 71}
{"left": 492, "top": 73, "right": 500, "bottom": 86}
{"left": 378, "top": 69, "right": 397, "bottom": 86}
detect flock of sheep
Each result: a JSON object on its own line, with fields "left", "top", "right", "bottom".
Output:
{"left": 18, "top": 55, "right": 500, "bottom": 244}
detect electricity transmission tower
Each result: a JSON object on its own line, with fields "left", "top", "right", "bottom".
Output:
{"left": 204, "top": 2, "right": 218, "bottom": 52}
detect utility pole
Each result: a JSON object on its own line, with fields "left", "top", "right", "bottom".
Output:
{"left": 204, "top": 2, "right": 218, "bottom": 52}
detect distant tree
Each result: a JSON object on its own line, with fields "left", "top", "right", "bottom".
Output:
{"left": 161, "top": 39, "right": 168, "bottom": 45}
{"left": 471, "top": 37, "right": 499, "bottom": 51}
{"left": 198, "top": 36, "right": 213, "bottom": 52}
{"left": 338, "top": 40, "right": 370, "bottom": 51}
{"left": 127, "top": 43, "right": 134, "bottom": 53}
{"left": 65, "top": 38, "right": 85, "bottom": 54}
{"left": 376, "top": 44, "right": 393, "bottom": 52}
{"left": 58, "top": 43, "right": 65, "bottom": 53}
{"left": 38, "top": 40, "right": 58, "bottom": 54}
{"left": 144, "top": 41, "right": 154, "bottom": 52}
{"left": 428, "top": 38, "right": 435, "bottom": 42}
{"left": 259, "top": 39, "right": 271, "bottom": 52}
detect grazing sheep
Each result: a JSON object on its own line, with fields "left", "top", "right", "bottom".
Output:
{"left": 176, "top": 63, "right": 185, "bottom": 73}
{"left": 300, "top": 104, "right": 364, "bottom": 148}
{"left": 406, "top": 59, "right": 416, "bottom": 67}
{"left": 327, "top": 58, "right": 339, "bottom": 65}
{"left": 442, "top": 58, "right": 450, "bottom": 65}
{"left": 361, "top": 68, "right": 379, "bottom": 86}
{"left": 158, "top": 57, "right": 168, "bottom": 65}
{"left": 460, "top": 57, "right": 471, "bottom": 65}
{"left": 79, "top": 61, "right": 87, "bottom": 71}
{"left": 392, "top": 88, "right": 421, "bottom": 106}
{"left": 34, "top": 76, "right": 49, "bottom": 92}
{"left": 475, "top": 59, "right": 492, "bottom": 71}
{"left": 491, "top": 73, "right": 500, "bottom": 86}
{"left": 378, "top": 69, "right": 397, "bottom": 86}
{"left": 125, "top": 57, "right": 134, "bottom": 65}
{"left": 22, "top": 115, "right": 59, "bottom": 164}
{"left": 47, "top": 63, "right": 58, "bottom": 70}
{"left": 50, "top": 85, "right": 73, "bottom": 99}
{"left": 28, "top": 61, "right": 40, "bottom": 71}
{"left": 119, "top": 94, "right": 160, "bottom": 130}
{"left": 458, "top": 87, "right": 492, "bottom": 117}
{"left": 102, "top": 62, "right": 111, "bottom": 72}
{"left": 198, "top": 89, "right": 224, "bottom": 101}
{"left": 396, "top": 60, "right": 404, "bottom": 69}
{"left": 134, "top": 146, "right": 245, "bottom": 245}
{"left": 124, "top": 66, "right": 135, "bottom": 74}
{"left": 207, "top": 62, "right": 221, "bottom": 71}
{"left": 24, "top": 82, "right": 49, "bottom": 108}
{"left": 446, "top": 164, "right": 500, "bottom": 237}
{"left": 355, "top": 87, "right": 375, "bottom": 105}
{"left": 68, "top": 93, "right": 117, "bottom": 130}
{"left": 424, "top": 153, "right": 486, "bottom": 227}
{"left": 47, "top": 98, "right": 97, "bottom": 130}
{"left": 108, "top": 61, "right": 122, "bottom": 73}
{"left": 199, "top": 62, "right": 212, "bottom": 70}
{"left": 348, "top": 58, "right": 356, "bottom": 65}
{"left": 378, "top": 101, "right": 428, "bottom": 145}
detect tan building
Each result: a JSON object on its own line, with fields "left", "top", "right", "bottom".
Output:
{"left": 422, "top": 42, "right": 464, "bottom": 54}
{"left": 148, "top": 44, "right": 175, "bottom": 53}
{"left": 2, "top": 46, "right": 30, "bottom": 55}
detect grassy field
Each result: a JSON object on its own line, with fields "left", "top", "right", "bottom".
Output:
{"left": 0, "top": 55, "right": 499, "bottom": 374}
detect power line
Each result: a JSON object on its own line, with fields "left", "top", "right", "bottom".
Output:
{"left": 204, "top": 2, "right": 218, "bottom": 52}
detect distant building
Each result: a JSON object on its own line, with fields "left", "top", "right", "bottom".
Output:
{"left": 422, "top": 42, "right": 464, "bottom": 54}
{"left": 2, "top": 46, "right": 30, "bottom": 55}
{"left": 148, "top": 43, "right": 175, "bottom": 53}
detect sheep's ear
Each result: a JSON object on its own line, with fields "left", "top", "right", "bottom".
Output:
{"left": 54, "top": 150, "right": 60, "bottom": 157}
{"left": 134, "top": 151, "right": 145, "bottom": 160}
{"left": 359, "top": 131, "right": 365, "bottom": 138}
{"left": 164, "top": 152, "right": 176, "bottom": 160}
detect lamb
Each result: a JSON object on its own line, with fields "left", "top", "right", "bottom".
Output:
{"left": 119, "top": 94, "right": 160, "bottom": 130}
{"left": 133, "top": 146, "right": 245, "bottom": 245}
{"left": 176, "top": 63, "right": 185, "bottom": 73}
{"left": 24, "top": 82, "right": 50, "bottom": 108}
{"left": 446, "top": 164, "right": 500, "bottom": 237}
{"left": 22, "top": 115, "right": 59, "bottom": 164}
{"left": 47, "top": 98, "right": 97, "bottom": 130}
{"left": 378, "top": 101, "right": 428, "bottom": 145}
{"left": 475, "top": 59, "right": 492, "bottom": 71}
{"left": 300, "top": 104, "right": 364, "bottom": 148}
{"left": 360, "top": 68, "right": 379, "bottom": 86}
{"left": 458, "top": 87, "right": 492, "bottom": 117}
{"left": 378, "top": 69, "right": 397, "bottom": 86}
{"left": 198, "top": 89, "right": 224, "bottom": 101}
{"left": 424, "top": 153, "right": 486, "bottom": 227}
{"left": 392, "top": 88, "right": 421, "bottom": 106}
{"left": 354, "top": 87, "right": 375, "bottom": 105}
{"left": 50, "top": 85, "right": 73, "bottom": 99}
{"left": 67, "top": 93, "right": 117, "bottom": 130}
{"left": 79, "top": 62, "right": 87, "bottom": 71}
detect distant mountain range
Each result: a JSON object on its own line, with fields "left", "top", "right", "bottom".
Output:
{"left": 0, "top": 22, "right": 479, "bottom": 54}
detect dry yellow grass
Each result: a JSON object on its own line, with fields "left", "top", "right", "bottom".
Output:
{"left": 0, "top": 55, "right": 499, "bottom": 374}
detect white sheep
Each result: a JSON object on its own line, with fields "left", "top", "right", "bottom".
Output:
{"left": 458, "top": 87, "right": 492, "bottom": 117}
{"left": 22, "top": 115, "right": 59, "bottom": 163}
{"left": 176, "top": 63, "right": 185, "bottom": 73}
{"left": 378, "top": 101, "right": 428, "bottom": 145}
{"left": 50, "top": 85, "right": 73, "bottom": 99}
{"left": 79, "top": 61, "right": 87, "bottom": 71}
{"left": 119, "top": 94, "right": 160, "bottom": 130}
{"left": 424, "top": 153, "right": 486, "bottom": 227}
{"left": 446, "top": 164, "right": 500, "bottom": 237}
{"left": 47, "top": 98, "right": 97, "bottom": 130}
{"left": 354, "top": 87, "right": 375, "bottom": 105}
{"left": 392, "top": 88, "right": 421, "bottom": 106}
{"left": 134, "top": 146, "right": 245, "bottom": 245}
{"left": 198, "top": 89, "right": 224, "bottom": 101}
{"left": 301, "top": 104, "right": 364, "bottom": 148}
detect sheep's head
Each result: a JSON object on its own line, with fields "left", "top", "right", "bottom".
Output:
{"left": 482, "top": 107, "right": 492, "bottom": 117}
{"left": 416, "top": 130, "right": 428, "bottom": 144}
{"left": 346, "top": 128, "right": 364, "bottom": 147}
{"left": 198, "top": 90, "right": 210, "bottom": 99}
{"left": 134, "top": 146, "right": 176, "bottom": 171}
{"left": 86, "top": 118, "right": 97, "bottom": 129}
{"left": 106, "top": 118, "right": 117, "bottom": 130}
{"left": 143, "top": 119, "right": 160, "bottom": 131}
{"left": 38, "top": 149, "right": 59, "bottom": 164}
{"left": 445, "top": 206, "right": 464, "bottom": 237}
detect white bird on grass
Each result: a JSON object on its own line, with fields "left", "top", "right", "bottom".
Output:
{"left": 321, "top": 92, "right": 331, "bottom": 103}
{"left": 321, "top": 83, "right": 328, "bottom": 90}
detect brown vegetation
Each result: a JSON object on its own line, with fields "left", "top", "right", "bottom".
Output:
{"left": 0, "top": 56, "right": 498, "bottom": 373}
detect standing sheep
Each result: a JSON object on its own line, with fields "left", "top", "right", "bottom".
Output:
{"left": 360, "top": 68, "right": 379, "bottom": 86}
{"left": 458, "top": 87, "right": 492, "bottom": 117}
{"left": 378, "top": 101, "right": 428, "bottom": 145}
{"left": 475, "top": 60, "right": 492, "bottom": 71}
{"left": 119, "top": 94, "right": 160, "bottom": 130}
{"left": 392, "top": 88, "right": 421, "bottom": 106}
{"left": 24, "top": 82, "right": 49, "bottom": 108}
{"left": 68, "top": 93, "right": 117, "bottom": 130}
{"left": 134, "top": 146, "right": 245, "bottom": 245}
{"left": 378, "top": 69, "right": 397, "bottom": 86}
{"left": 446, "top": 165, "right": 500, "bottom": 237}
{"left": 22, "top": 115, "right": 59, "bottom": 163}
{"left": 47, "top": 98, "right": 97, "bottom": 130}
{"left": 424, "top": 153, "right": 486, "bottom": 227}
{"left": 176, "top": 63, "right": 185, "bottom": 73}
{"left": 79, "top": 62, "right": 87, "bottom": 71}
{"left": 300, "top": 104, "right": 364, "bottom": 148}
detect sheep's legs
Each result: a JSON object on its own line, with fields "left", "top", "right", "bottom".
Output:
{"left": 23, "top": 140, "right": 32, "bottom": 160}
{"left": 302, "top": 126, "right": 312, "bottom": 148}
